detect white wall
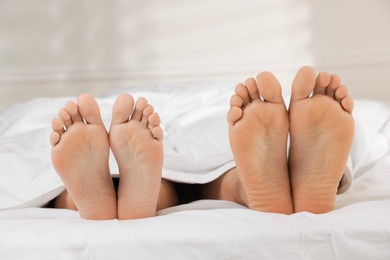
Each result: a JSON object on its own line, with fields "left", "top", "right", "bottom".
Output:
{"left": 308, "top": 1, "right": 390, "bottom": 100}
{"left": 0, "top": 0, "right": 389, "bottom": 111}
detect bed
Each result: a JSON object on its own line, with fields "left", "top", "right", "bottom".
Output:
{"left": 0, "top": 82, "right": 390, "bottom": 259}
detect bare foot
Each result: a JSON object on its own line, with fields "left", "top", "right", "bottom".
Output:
{"left": 50, "top": 94, "right": 117, "bottom": 220}
{"left": 227, "top": 72, "right": 293, "bottom": 214}
{"left": 109, "top": 94, "right": 164, "bottom": 219}
{"left": 289, "top": 66, "right": 354, "bottom": 214}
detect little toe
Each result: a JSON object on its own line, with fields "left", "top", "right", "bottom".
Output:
{"left": 151, "top": 126, "right": 164, "bottom": 141}
{"left": 291, "top": 66, "right": 316, "bottom": 102}
{"left": 256, "top": 71, "right": 284, "bottom": 104}
{"left": 313, "top": 72, "right": 330, "bottom": 95}
{"left": 244, "top": 78, "right": 260, "bottom": 101}
{"left": 112, "top": 93, "right": 134, "bottom": 125}
{"left": 58, "top": 108, "right": 72, "bottom": 129}
{"left": 65, "top": 101, "right": 83, "bottom": 123}
{"left": 77, "top": 94, "right": 104, "bottom": 126}
{"left": 230, "top": 94, "right": 243, "bottom": 108}
{"left": 50, "top": 131, "right": 61, "bottom": 146}
{"left": 131, "top": 97, "right": 148, "bottom": 121}
{"left": 325, "top": 74, "right": 341, "bottom": 98}
{"left": 235, "top": 83, "right": 250, "bottom": 106}
{"left": 227, "top": 106, "right": 243, "bottom": 126}
{"left": 341, "top": 96, "right": 354, "bottom": 114}
{"left": 141, "top": 104, "right": 154, "bottom": 126}
{"left": 52, "top": 118, "right": 65, "bottom": 135}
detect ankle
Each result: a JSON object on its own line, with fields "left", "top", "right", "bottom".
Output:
{"left": 221, "top": 168, "right": 248, "bottom": 206}
{"left": 157, "top": 180, "right": 178, "bottom": 210}
{"left": 54, "top": 190, "right": 77, "bottom": 210}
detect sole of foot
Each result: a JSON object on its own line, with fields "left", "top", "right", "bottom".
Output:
{"left": 109, "top": 94, "right": 164, "bottom": 220}
{"left": 228, "top": 72, "right": 293, "bottom": 214}
{"left": 288, "top": 66, "right": 354, "bottom": 214}
{"left": 51, "top": 94, "right": 117, "bottom": 220}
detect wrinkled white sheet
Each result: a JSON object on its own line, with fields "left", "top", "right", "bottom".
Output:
{"left": 0, "top": 82, "right": 390, "bottom": 259}
{"left": 0, "top": 200, "right": 390, "bottom": 259}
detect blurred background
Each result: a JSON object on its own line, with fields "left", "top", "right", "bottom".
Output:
{"left": 1, "top": 0, "right": 390, "bottom": 111}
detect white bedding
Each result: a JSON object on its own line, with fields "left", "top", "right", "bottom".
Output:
{"left": 1, "top": 82, "right": 390, "bottom": 259}
{"left": 1, "top": 200, "right": 390, "bottom": 259}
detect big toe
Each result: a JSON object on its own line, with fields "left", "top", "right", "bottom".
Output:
{"left": 256, "top": 71, "right": 284, "bottom": 104}
{"left": 77, "top": 94, "right": 104, "bottom": 126}
{"left": 112, "top": 94, "right": 135, "bottom": 125}
{"left": 291, "top": 66, "right": 316, "bottom": 102}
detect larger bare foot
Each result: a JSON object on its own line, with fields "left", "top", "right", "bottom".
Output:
{"left": 110, "top": 94, "right": 164, "bottom": 220}
{"left": 228, "top": 72, "right": 293, "bottom": 214}
{"left": 289, "top": 66, "right": 354, "bottom": 214}
{"left": 50, "top": 94, "right": 117, "bottom": 220}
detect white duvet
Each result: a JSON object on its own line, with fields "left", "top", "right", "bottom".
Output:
{"left": 0, "top": 82, "right": 390, "bottom": 259}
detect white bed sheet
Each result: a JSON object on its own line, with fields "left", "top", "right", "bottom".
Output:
{"left": 0, "top": 200, "right": 390, "bottom": 259}
{"left": 1, "top": 82, "right": 390, "bottom": 259}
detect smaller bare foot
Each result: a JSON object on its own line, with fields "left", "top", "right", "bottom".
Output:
{"left": 50, "top": 94, "right": 117, "bottom": 220}
{"left": 228, "top": 72, "right": 293, "bottom": 214}
{"left": 110, "top": 94, "right": 164, "bottom": 219}
{"left": 289, "top": 66, "right": 354, "bottom": 214}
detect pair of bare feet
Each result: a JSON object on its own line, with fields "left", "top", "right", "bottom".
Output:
{"left": 228, "top": 66, "right": 354, "bottom": 215}
{"left": 51, "top": 95, "right": 164, "bottom": 220}
{"left": 50, "top": 66, "right": 354, "bottom": 220}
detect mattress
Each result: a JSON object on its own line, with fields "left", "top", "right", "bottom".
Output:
{"left": 1, "top": 82, "right": 390, "bottom": 259}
